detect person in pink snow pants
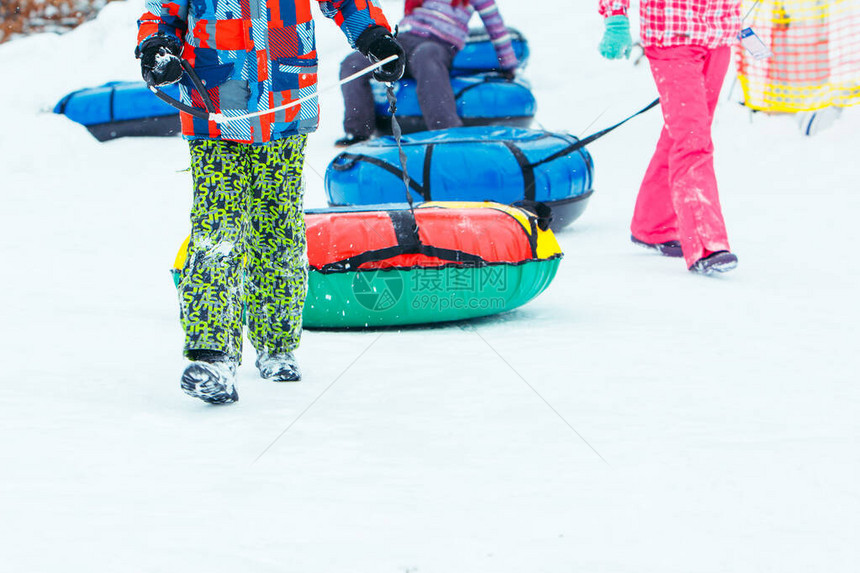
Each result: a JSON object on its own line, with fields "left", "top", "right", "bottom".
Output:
{"left": 598, "top": 0, "right": 741, "bottom": 274}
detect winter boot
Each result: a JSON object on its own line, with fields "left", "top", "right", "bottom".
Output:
{"left": 689, "top": 251, "right": 738, "bottom": 275}
{"left": 181, "top": 350, "right": 239, "bottom": 404}
{"left": 256, "top": 350, "right": 302, "bottom": 382}
{"left": 631, "top": 235, "right": 683, "bottom": 258}
{"left": 334, "top": 133, "right": 370, "bottom": 148}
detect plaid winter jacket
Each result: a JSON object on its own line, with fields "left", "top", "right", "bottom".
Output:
{"left": 137, "top": 0, "right": 391, "bottom": 144}
{"left": 599, "top": 1, "right": 741, "bottom": 49}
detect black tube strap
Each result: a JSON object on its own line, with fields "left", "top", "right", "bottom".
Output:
{"left": 528, "top": 98, "right": 660, "bottom": 169}
{"left": 148, "top": 59, "right": 216, "bottom": 121}
{"left": 55, "top": 92, "right": 73, "bottom": 114}
{"left": 330, "top": 99, "right": 658, "bottom": 218}
{"left": 527, "top": 217, "right": 539, "bottom": 258}
{"left": 513, "top": 200, "right": 554, "bottom": 232}
{"left": 453, "top": 74, "right": 507, "bottom": 100}
{"left": 109, "top": 85, "right": 116, "bottom": 122}
{"left": 386, "top": 85, "right": 414, "bottom": 204}
{"left": 388, "top": 210, "right": 421, "bottom": 249}
{"left": 502, "top": 141, "right": 536, "bottom": 202}
{"left": 331, "top": 152, "right": 429, "bottom": 200}
{"left": 422, "top": 144, "right": 434, "bottom": 201}
{"left": 317, "top": 208, "right": 487, "bottom": 273}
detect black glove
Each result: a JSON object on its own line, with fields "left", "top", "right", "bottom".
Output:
{"left": 355, "top": 26, "right": 406, "bottom": 83}
{"left": 135, "top": 34, "right": 183, "bottom": 87}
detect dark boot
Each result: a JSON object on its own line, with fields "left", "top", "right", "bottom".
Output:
{"left": 334, "top": 133, "right": 370, "bottom": 147}
{"left": 256, "top": 350, "right": 302, "bottom": 382}
{"left": 181, "top": 350, "right": 239, "bottom": 404}
{"left": 689, "top": 251, "right": 738, "bottom": 275}
{"left": 631, "top": 235, "right": 683, "bottom": 258}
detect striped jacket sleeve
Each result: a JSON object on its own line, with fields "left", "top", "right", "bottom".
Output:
{"left": 136, "top": 0, "right": 188, "bottom": 48}
{"left": 471, "top": 0, "right": 517, "bottom": 70}
{"left": 317, "top": 0, "right": 392, "bottom": 48}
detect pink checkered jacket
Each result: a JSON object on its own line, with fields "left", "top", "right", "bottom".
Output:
{"left": 598, "top": 0, "right": 742, "bottom": 49}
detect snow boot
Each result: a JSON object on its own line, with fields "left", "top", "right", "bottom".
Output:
{"left": 256, "top": 350, "right": 301, "bottom": 382}
{"left": 631, "top": 235, "right": 683, "bottom": 257}
{"left": 689, "top": 251, "right": 738, "bottom": 275}
{"left": 181, "top": 350, "right": 239, "bottom": 404}
{"left": 334, "top": 133, "right": 370, "bottom": 148}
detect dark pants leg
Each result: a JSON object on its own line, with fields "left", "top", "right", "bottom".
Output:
{"left": 400, "top": 32, "right": 462, "bottom": 130}
{"left": 340, "top": 32, "right": 461, "bottom": 135}
{"left": 340, "top": 51, "right": 377, "bottom": 138}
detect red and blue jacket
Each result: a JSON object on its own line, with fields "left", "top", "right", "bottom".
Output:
{"left": 137, "top": 0, "right": 391, "bottom": 144}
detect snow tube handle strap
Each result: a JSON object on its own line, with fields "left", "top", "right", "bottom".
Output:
{"left": 331, "top": 152, "right": 429, "bottom": 200}
{"left": 528, "top": 98, "right": 661, "bottom": 169}
{"left": 453, "top": 72, "right": 512, "bottom": 100}
{"left": 147, "top": 59, "right": 215, "bottom": 121}
{"left": 331, "top": 152, "right": 360, "bottom": 172}
{"left": 513, "top": 200, "right": 553, "bottom": 232}
{"left": 53, "top": 91, "right": 76, "bottom": 114}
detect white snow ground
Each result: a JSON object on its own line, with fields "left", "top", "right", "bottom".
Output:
{"left": 1, "top": 1, "right": 858, "bottom": 571}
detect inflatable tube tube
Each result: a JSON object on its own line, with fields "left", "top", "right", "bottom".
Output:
{"left": 373, "top": 74, "right": 536, "bottom": 134}
{"left": 326, "top": 126, "right": 594, "bottom": 230}
{"left": 54, "top": 81, "right": 179, "bottom": 141}
{"left": 172, "top": 202, "right": 562, "bottom": 328}
{"left": 452, "top": 28, "right": 530, "bottom": 72}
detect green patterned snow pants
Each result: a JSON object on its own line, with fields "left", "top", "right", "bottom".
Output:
{"left": 179, "top": 136, "right": 308, "bottom": 363}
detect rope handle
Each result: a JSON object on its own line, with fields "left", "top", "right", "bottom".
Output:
{"left": 148, "top": 54, "right": 400, "bottom": 124}
{"left": 147, "top": 59, "right": 215, "bottom": 121}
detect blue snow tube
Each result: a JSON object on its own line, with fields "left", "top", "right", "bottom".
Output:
{"left": 325, "top": 126, "right": 595, "bottom": 230}
{"left": 451, "top": 28, "right": 530, "bottom": 72}
{"left": 373, "top": 74, "right": 536, "bottom": 134}
{"left": 54, "top": 81, "right": 179, "bottom": 141}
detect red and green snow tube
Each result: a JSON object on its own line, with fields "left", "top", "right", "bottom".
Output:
{"left": 173, "top": 202, "right": 562, "bottom": 328}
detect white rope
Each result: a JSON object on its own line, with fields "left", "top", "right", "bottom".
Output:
{"left": 211, "top": 54, "right": 399, "bottom": 124}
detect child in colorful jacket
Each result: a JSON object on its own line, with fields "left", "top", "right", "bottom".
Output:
{"left": 336, "top": 0, "right": 518, "bottom": 146}
{"left": 136, "top": 0, "right": 405, "bottom": 404}
{"left": 598, "top": 0, "right": 741, "bottom": 274}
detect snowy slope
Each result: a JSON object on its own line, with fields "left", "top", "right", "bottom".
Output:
{"left": 1, "top": 1, "right": 858, "bottom": 572}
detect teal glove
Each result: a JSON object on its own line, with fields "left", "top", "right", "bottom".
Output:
{"left": 599, "top": 15, "right": 633, "bottom": 60}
